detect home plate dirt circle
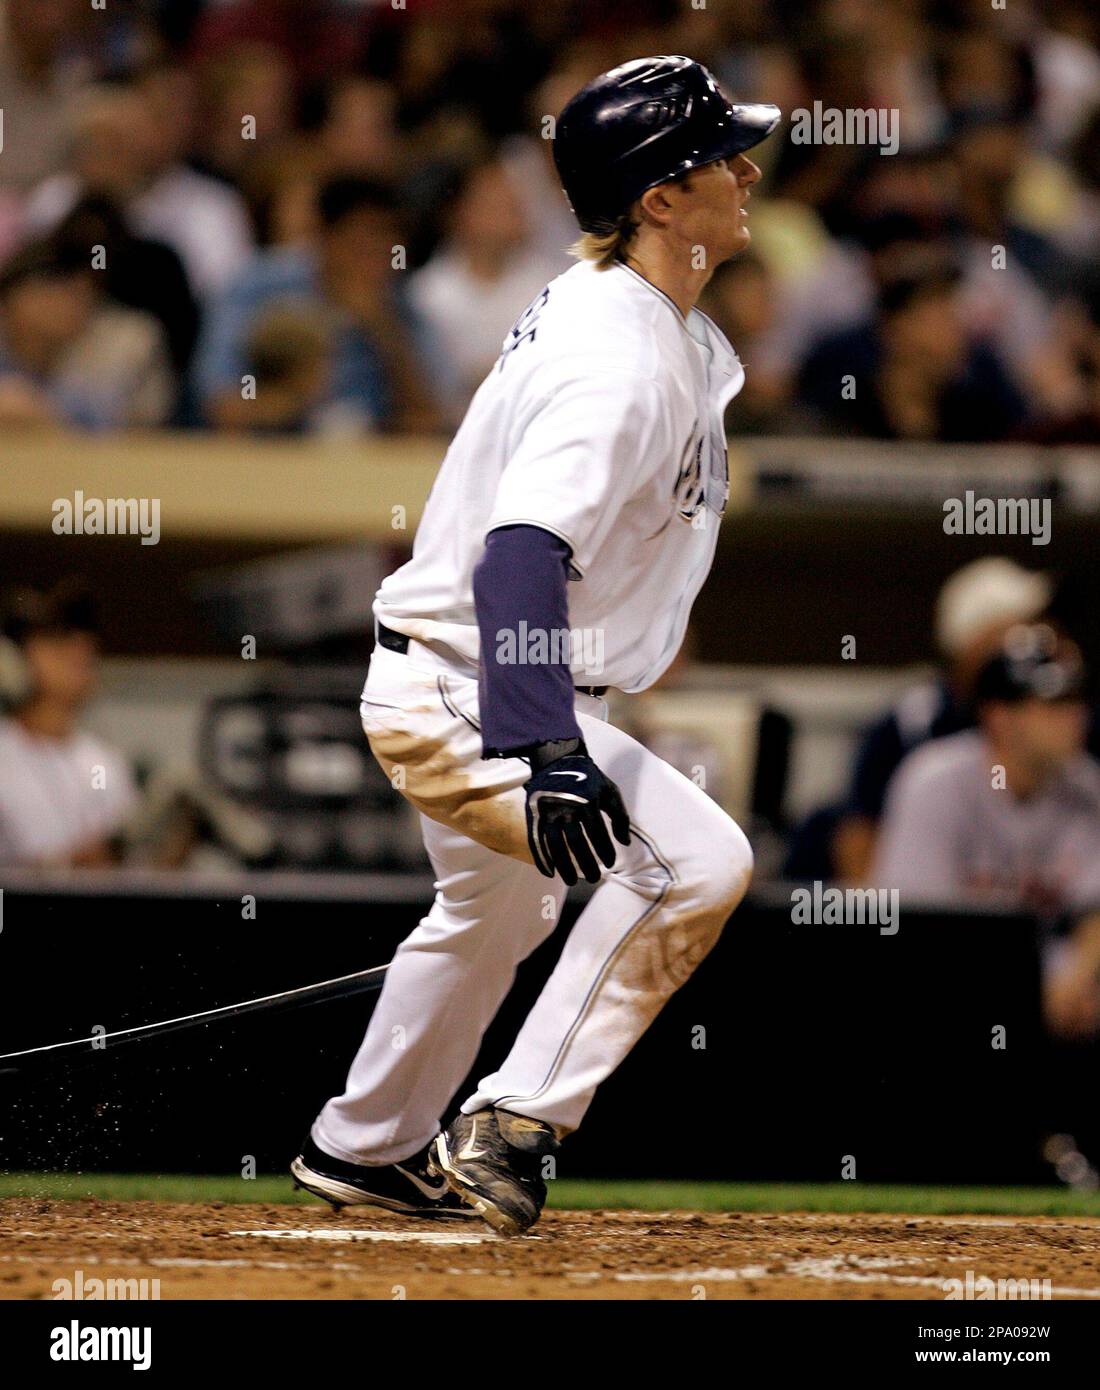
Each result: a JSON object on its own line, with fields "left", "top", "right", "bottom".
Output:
{"left": 3, "top": 1200, "right": 1100, "bottom": 1300}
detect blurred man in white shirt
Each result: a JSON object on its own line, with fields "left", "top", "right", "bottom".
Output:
{"left": 0, "top": 582, "right": 136, "bottom": 867}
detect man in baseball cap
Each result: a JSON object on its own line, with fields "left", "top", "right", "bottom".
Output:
{"left": 873, "top": 623, "right": 1100, "bottom": 1037}
{"left": 829, "top": 558, "right": 1053, "bottom": 883}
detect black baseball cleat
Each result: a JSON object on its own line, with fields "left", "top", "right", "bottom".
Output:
{"left": 290, "top": 1134, "right": 479, "bottom": 1218}
{"left": 429, "top": 1107, "right": 560, "bottom": 1235}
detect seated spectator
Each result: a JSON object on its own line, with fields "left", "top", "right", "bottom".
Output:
{"left": 0, "top": 582, "right": 137, "bottom": 868}
{"left": 833, "top": 557, "right": 1053, "bottom": 882}
{"left": 945, "top": 107, "right": 1090, "bottom": 423}
{"left": 871, "top": 624, "right": 1100, "bottom": 1038}
{"left": 409, "top": 157, "right": 560, "bottom": 405}
{"left": 1029, "top": 3, "right": 1100, "bottom": 154}
{"left": 0, "top": 0, "right": 94, "bottom": 254}
{"left": 797, "top": 255, "right": 1030, "bottom": 440}
{"left": 318, "top": 76, "right": 402, "bottom": 184}
{"left": 53, "top": 195, "right": 199, "bottom": 380}
{"left": 0, "top": 235, "right": 173, "bottom": 430}
{"left": 215, "top": 303, "right": 331, "bottom": 434}
{"left": 24, "top": 76, "right": 254, "bottom": 301}
{"left": 700, "top": 252, "right": 792, "bottom": 431}
{"left": 194, "top": 177, "right": 452, "bottom": 434}
{"left": 192, "top": 42, "right": 297, "bottom": 187}
{"left": 1023, "top": 275, "right": 1100, "bottom": 443}
{"left": 1053, "top": 105, "right": 1100, "bottom": 262}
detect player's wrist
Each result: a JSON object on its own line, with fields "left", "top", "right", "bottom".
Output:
{"left": 526, "top": 737, "right": 587, "bottom": 772}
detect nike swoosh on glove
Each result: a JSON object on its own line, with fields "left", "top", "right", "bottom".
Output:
{"left": 523, "top": 739, "right": 632, "bottom": 885}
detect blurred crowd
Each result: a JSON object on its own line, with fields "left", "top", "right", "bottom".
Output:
{"left": 1, "top": 0, "right": 1100, "bottom": 439}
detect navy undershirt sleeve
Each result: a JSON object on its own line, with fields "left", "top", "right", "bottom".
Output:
{"left": 473, "top": 524, "right": 583, "bottom": 758}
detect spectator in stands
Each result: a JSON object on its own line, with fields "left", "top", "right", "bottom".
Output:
{"left": 945, "top": 108, "right": 1087, "bottom": 420}
{"left": 0, "top": 234, "right": 174, "bottom": 429}
{"left": 796, "top": 255, "right": 1030, "bottom": 440}
{"left": 0, "top": 582, "right": 137, "bottom": 868}
{"left": 1054, "top": 105, "right": 1100, "bottom": 262}
{"left": 409, "top": 156, "right": 560, "bottom": 405}
{"left": 768, "top": 25, "right": 883, "bottom": 237}
{"left": 701, "top": 252, "right": 792, "bottom": 432}
{"left": 1027, "top": 0, "right": 1100, "bottom": 153}
{"left": 23, "top": 75, "right": 254, "bottom": 301}
{"left": 53, "top": 196, "right": 199, "bottom": 381}
{"left": 833, "top": 557, "right": 1053, "bottom": 883}
{"left": 1023, "top": 273, "right": 1100, "bottom": 443}
{"left": 0, "top": 0, "right": 94, "bottom": 252}
{"left": 318, "top": 76, "right": 403, "bottom": 184}
{"left": 217, "top": 303, "right": 331, "bottom": 435}
{"left": 194, "top": 177, "right": 451, "bottom": 434}
{"left": 191, "top": 42, "right": 297, "bottom": 187}
{"left": 872, "top": 623, "right": 1100, "bottom": 1040}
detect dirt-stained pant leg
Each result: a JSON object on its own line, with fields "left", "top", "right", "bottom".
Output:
{"left": 462, "top": 711, "right": 753, "bottom": 1134}
{"left": 313, "top": 646, "right": 751, "bottom": 1159}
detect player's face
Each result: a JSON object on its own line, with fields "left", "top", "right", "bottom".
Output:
{"left": 1010, "top": 697, "right": 1088, "bottom": 774}
{"left": 672, "top": 153, "right": 762, "bottom": 265}
{"left": 24, "top": 631, "right": 100, "bottom": 708}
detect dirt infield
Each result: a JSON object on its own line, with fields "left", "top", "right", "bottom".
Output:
{"left": 3, "top": 1200, "right": 1100, "bottom": 1300}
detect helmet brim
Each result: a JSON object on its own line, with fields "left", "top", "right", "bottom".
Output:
{"left": 636, "top": 101, "right": 783, "bottom": 188}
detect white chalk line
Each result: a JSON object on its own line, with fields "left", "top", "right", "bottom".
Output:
{"left": 580, "top": 1253, "right": 1100, "bottom": 1298}
{"left": 229, "top": 1227, "right": 501, "bottom": 1245}
{"left": 6, "top": 1226, "right": 505, "bottom": 1246}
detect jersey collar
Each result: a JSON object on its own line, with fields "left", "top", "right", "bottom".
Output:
{"left": 614, "top": 259, "right": 741, "bottom": 368}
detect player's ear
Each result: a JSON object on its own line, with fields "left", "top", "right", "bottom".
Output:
{"left": 637, "top": 182, "right": 677, "bottom": 228}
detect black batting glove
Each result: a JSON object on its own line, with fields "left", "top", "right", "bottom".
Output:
{"left": 523, "top": 737, "right": 632, "bottom": 885}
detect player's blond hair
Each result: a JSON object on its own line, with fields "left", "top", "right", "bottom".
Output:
{"left": 569, "top": 173, "right": 693, "bottom": 270}
{"left": 570, "top": 210, "right": 638, "bottom": 271}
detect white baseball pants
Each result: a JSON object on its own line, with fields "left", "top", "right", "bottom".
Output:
{"left": 312, "top": 643, "right": 753, "bottom": 1165}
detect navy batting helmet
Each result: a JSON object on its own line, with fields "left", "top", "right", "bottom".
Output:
{"left": 553, "top": 55, "right": 781, "bottom": 234}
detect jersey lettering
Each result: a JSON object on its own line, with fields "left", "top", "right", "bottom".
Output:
{"left": 498, "top": 287, "right": 550, "bottom": 370}
{"left": 673, "top": 431, "right": 706, "bottom": 521}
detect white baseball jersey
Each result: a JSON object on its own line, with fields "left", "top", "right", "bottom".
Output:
{"left": 374, "top": 258, "right": 744, "bottom": 693}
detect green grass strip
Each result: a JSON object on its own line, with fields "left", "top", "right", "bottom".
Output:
{"left": 1, "top": 1172, "right": 1098, "bottom": 1217}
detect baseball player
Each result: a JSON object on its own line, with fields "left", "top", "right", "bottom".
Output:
{"left": 292, "top": 56, "right": 781, "bottom": 1233}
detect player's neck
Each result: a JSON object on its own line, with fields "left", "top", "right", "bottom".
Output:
{"left": 16, "top": 697, "right": 77, "bottom": 741}
{"left": 621, "top": 238, "right": 711, "bottom": 319}
{"left": 991, "top": 744, "right": 1050, "bottom": 801}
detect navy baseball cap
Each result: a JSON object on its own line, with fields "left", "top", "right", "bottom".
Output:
{"left": 974, "top": 623, "right": 1086, "bottom": 704}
